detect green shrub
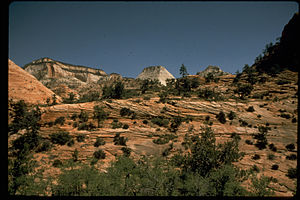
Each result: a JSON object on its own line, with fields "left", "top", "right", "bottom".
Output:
{"left": 267, "top": 154, "right": 275, "bottom": 160}
{"left": 78, "top": 110, "right": 89, "bottom": 123}
{"left": 50, "top": 131, "right": 72, "bottom": 145}
{"left": 169, "top": 116, "right": 183, "bottom": 132}
{"left": 276, "top": 79, "right": 291, "bottom": 85}
{"left": 268, "top": 143, "right": 277, "bottom": 152}
{"left": 67, "top": 139, "right": 75, "bottom": 147}
{"left": 246, "top": 106, "right": 255, "bottom": 112}
{"left": 93, "top": 105, "right": 109, "bottom": 127}
{"left": 234, "top": 84, "right": 253, "bottom": 99}
{"left": 285, "top": 143, "right": 295, "bottom": 151}
{"left": 121, "top": 147, "right": 132, "bottom": 157}
{"left": 54, "top": 116, "right": 65, "bottom": 125}
{"left": 239, "top": 119, "right": 248, "bottom": 127}
{"left": 53, "top": 159, "right": 63, "bottom": 167}
{"left": 78, "top": 122, "right": 96, "bottom": 131}
{"left": 245, "top": 140, "right": 253, "bottom": 145}
{"left": 153, "top": 137, "right": 169, "bottom": 145}
{"left": 252, "top": 154, "right": 260, "bottom": 160}
{"left": 113, "top": 133, "right": 128, "bottom": 146}
{"left": 94, "top": 137, "right": 106, "bottom": 147}
{"left": 292, "top": 117, "right": 297, "bottom": 123}
{"left": 254, "top": 126, "right": 268, "bottom": 150}
{"left": 251, "top": 165, "right": 260, "bottom": 173}
{"left": 78, "top": 92, "right": 99, "bottom": 103}
{"left": 120, "top": 107, "right": 134, "bottom": 117}
{"left": 122, "top": 124, "right": 129, "bottom": 129}
{"left": 286, "top": 154, "right": 297, "bottom": 160}
{"left": 76, "top": 134, "right": 85, "bottom": 142}
{"left": 111, "top": 121, "right": 123, "bottom": 129}
{"left": 216, "top": 111, "right": 226, "bottom": 124}
{"left": 142, "top": 119, "right": 148, "bottom": 124}
{"left": 227, "top": 111, "right": 236, "bottom": 120}
{"left": 280, "top": 113, "right": 291, "bottom": 119}
{"left": 36, "top": 140, "right": 52, "bottom": 152}
{"left": 271, "top": 164, "right": 279, "bottom": 170}
{"left": 286, "top": 168, "right": 297, "bottom": 179}
{"left": 70, "top": 113, "right": 78, "bottom": 121}
{"left": 151, "top": 117, "right": 169, "bottom": 127}
{"left": 93, "top": 150, "right": 106, "bottom": 160}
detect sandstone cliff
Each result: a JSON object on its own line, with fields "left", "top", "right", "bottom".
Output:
{"left": 8, "top": 59, "right": 62, "bottom": 105}
{"left": 23, "top": 58, "right": 122, "bottom": 98}
{"left": 136, "top": 66, "right": 175, "bottom": 86}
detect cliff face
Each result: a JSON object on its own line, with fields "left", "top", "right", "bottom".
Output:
{"left": 197, "top": 65, "right": 230, "bottom": 77}
{"left": 8, "top": 59, "right": 62, "bottom": 105}
{"left": 136, "top": 66, "right": 175, "bottom": 86}
{"left": 24, "top": 57, "right": 108, "bottom": 83}
{"left": 23, "top": 58, "right": 122, "bottom": 98}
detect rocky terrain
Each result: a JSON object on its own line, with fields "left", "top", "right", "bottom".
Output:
{"left": 8, "top": 13, "right": 298, "bottom": 197}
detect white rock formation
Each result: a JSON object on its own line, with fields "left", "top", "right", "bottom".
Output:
{"left": 136, "top": 66, "right": 175, "bottom": 86}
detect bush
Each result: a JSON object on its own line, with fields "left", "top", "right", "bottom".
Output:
{"left": 271, "top": 164, "right": 279, "bottom": 170}
{"left": 239, "top": 119, "right": 248, "bottom": 127}
{"left": 153, "top": 137, "right": 169, "bottom": 145}
{"left": 142, "top": 119, "right": 148, "bottom": 124}
{"left": 78, "top": 122, "right": 96, "bottom": 131}
{"left": 122, "top": 124, "right": 129, "bottom": 129}
{"left": 254, "top": 126, "right": 268, "bottom": 150}
{"left": 198, "top": 88, "right": 224, "bottom": 101}
{"left": 234, "top": 84, "right": 253, "bottom": 99}
{"left": 151, "top": 117, "right": 169, "bottom": 127}
{"left": 216, "top": 111, "right": 226, "bottom": 124}
{"left": 267, "top": 154, "right": 275, "bottom": 160}
{"left": 50, "top": 131, "right": 72, "bottom": 145}
{"left": 280, "top": 113, "right": 291, "bottom": 119}
{"left": 285, "top": 143, "right": 295, "bottom": 151}
{"left": 268, "top": 143, "right": 277, "bottom": 152}
{"left": 120, "top": 107, "right": 134, "bottom": 117}
{"left": 113, "top": 133, "right": 128, "bottom": 146}
{"left": 76, "top": 134, "right": 85, "bottom": 142}
{"left": 94, "top": 137, "right": 106, "bottom": 147}
{"left": 70, "top": 113, "right": 78, "bottom": 121}
{"left": 78, "top": 110, "right": 89, "bottom": 123}
{"left": 111, "top": 121, "right": 123, "bottom": 129}
{"left": 227, "top": 111, "right": 236, "bottom": 120}
{"left": 93, "top": 105, "right": 109, "bottom": 127}
{"left": 36, "top": 140, "right": 52, "bottom": 152}
{"left": 121, "top": 147, "right": 132, "bottom": 157}
{"left": 286, "top": 154, "right": 297, "bottom": 160}
{"left": 245, "top": 140, "right": 253, "bottom": 145}
{"left": 53, "top": 159, "right": 63, "bottom": 167}
{"left": 246, "top": 106, "right": 255, "bottom": 112}
{"left": 67, "top": 139, "right": 75, "bottom": 147}
{"left": 276, "top": 79, "right": 291, "bottom": 85}
{"left": 286, "top": 167, "right": 297, "bottom": 179}
{"left": 169, "top": 116, "right": 183, "bottom": 132}
{"left": 251, "top": 165, "right": 260, "bottom": 173}
{"left": 252, "top": 154, "right": 261, "bottom": 160}
{"left": 93, "top": 150, "right": 106, "bottom": 160}
{"left": 54, "top": 116, "right": 65, "bottom": 125}
{"left": 292, "top": 117, "right": 297, "bottom": 123}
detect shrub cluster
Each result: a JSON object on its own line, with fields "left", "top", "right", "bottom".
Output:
{"left": 50, "top": 131, "right": 72, "bottom": 145}
{"left": 216, "top": 111, "right": 226, "bottom": 124}
{"left": 113, "top": 133, "right": 128, "bottom": 146}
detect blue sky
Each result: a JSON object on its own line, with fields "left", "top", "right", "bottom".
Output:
{"left": 9, "top": 1, "right": 298, "bottom": 78}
